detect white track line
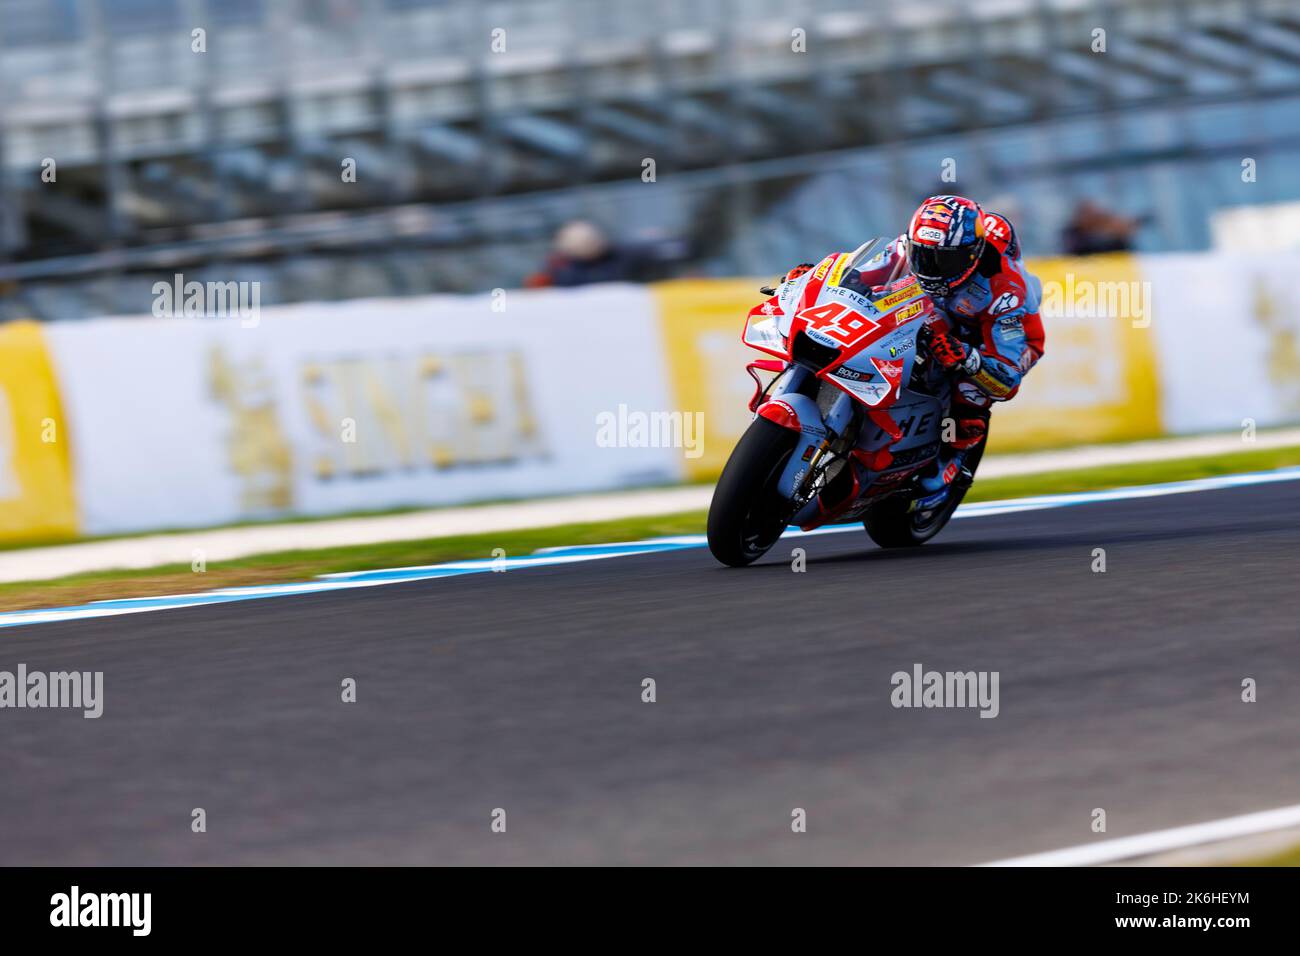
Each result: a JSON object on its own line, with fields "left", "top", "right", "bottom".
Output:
{"left": 2, "top": 465, "right": 1298, "bottom": 630}
{"left": 982, "top": 803, "right": 1300, "bottom": 866}
{"left": 4, "top": 428, "right": 1297, "bottom": 584}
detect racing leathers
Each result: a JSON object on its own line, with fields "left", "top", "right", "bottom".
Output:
{"left": 837, "top": 214, "right": 1046, "bottom": 489}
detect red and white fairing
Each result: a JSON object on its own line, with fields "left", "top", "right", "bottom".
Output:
{"left": 743, "top": 243, "right": 943, "bottom": 416}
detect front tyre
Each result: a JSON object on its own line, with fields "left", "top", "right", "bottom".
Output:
{"left": 707, "top": 417, "right": 800, "bottom": 567}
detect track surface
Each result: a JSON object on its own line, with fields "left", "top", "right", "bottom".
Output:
{"left": 2, "top": 480, "right": 1298, "bottom": 865}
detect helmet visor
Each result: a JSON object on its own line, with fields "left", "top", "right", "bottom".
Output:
{"left": 908, "top": 242, "right": 979, "bottom": 284}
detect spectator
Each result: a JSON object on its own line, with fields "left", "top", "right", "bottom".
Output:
{"left": 525, "top": 220, "right": 687, "bottom": 288}
{"left": 1061, "top": 200, "right": 1145, "bottom": 255}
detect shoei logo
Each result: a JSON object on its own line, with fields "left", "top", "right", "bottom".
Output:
{"left": 915, "top": 226, "right": 945, "bottom": 243}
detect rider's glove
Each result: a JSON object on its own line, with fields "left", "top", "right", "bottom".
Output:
{"left": 928, "top": 329, "right": 981, "bottom": 375}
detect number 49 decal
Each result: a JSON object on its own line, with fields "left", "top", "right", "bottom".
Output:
{"left": 795, "top": 302, "right": 879, "bottom": 347}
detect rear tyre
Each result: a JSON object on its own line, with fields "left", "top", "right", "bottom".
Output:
{"left": 864, "top": 438, "right": 986, "bottom": 548}
{"left": 707, "top": 417, "right": 800, "bottom": 567}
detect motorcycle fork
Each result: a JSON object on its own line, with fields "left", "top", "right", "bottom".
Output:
{"left": 793, "top": 399, "right": 860, "bottom": 502}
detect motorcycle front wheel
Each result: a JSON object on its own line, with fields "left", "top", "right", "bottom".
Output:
{"left": 707, "top": 417, "right": 800, "bottom": 567}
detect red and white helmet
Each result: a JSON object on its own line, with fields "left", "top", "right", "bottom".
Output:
{"left": 906, "top": 195, "right": 986, "bottom": 297}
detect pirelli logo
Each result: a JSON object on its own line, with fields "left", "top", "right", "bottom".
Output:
{"left": 827, "top": 254, "right": 851, "bottom": 288}
{"left": 893, "top": 300, "right": 926, "bottom": 324}
{"left": 812, "top": 255, "right": 837, "bottom": 281}
{"left": 874, "top": 281, "right": 921, "bottom": 311}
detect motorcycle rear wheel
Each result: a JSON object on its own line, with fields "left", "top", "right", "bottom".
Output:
{"left": 863, "top": 439, "right": 986, "bottom": 548}
{"left": 707, "top": 417, "right": 800, "bottom": 567}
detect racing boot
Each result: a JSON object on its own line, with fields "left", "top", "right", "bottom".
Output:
{"left": 917, "top": 417, "right": 985, "bottom": 493}
{"left": 918, "top": 448, "right": 969, "bottom": 494}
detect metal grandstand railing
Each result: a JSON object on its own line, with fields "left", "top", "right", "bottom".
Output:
{"left": 0, "top": 0, "right": 1298, "bottom": 316}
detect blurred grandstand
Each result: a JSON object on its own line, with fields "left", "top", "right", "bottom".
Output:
{"left": 1, "top": 0, "right": 1299, "bottom": 320}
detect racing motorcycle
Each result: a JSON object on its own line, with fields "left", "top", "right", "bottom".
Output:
{"left": 706, "top": 238, "right": 986, "bottom": 567}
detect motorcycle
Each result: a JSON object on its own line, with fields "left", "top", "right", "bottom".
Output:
{"left": 706, "top": 238, "right": 986, "bottom": 567}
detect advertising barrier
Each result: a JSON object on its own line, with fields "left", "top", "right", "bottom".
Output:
{"left": 0, "top": 321, "right": 77, "bottom": 541}
{"left": 0, "top": 251, "right": 1295, "bottom": 542}
{"left": 43, "top": 285, "right": 679, "bottom": 536}
{"left": 1143, "top": 253, "right": 1300, "bottom": 434}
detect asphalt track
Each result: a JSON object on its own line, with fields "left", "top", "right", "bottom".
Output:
{"left": 1, "top": 479, "right": 1297, "bottom": 865}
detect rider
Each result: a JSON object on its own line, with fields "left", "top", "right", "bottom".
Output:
{"left": 783, "top": 195, "right": 1045, "bottom": 493}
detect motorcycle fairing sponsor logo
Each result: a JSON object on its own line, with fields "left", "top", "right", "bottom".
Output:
{"left": 743, "top": 313, "right": 785, "bottom": 352}
{"left": 762, "top": 400, "right": 827, "bottom": 440}
{"left": 830, "top": 373, "right": 890, "bottom": 406}
{"left": 777, "top": 273, "right": 808, "bottom": 314}
{"left": 833, "top": 355, "right": 904, "bottom": 408}
{"left": 989, "top": 291, "right": 1020, "bottom": 316}
{"left": 872, "top": 468, "right": 911, "bottom": 486}
{"left": 874, "top": 280, "right": 922, "bottom": 312}
{"left": 869, "top": 407, "right": 936, "bottom": 442}
{"left": 885, "top": 440, "right": 939, "bottom": 469}
{"left": 886, "top": 333, "right": 915, "bottom": 358}
{"left": 824, "top": 283, "right": 875, "bottom": 310}
{"left": 804, "top": 327, "right": 841, "bottom": 348}
{"left": 892, "top": 300, "right": 926, "bottom": 325}
{"left": 811, "top": 255, "right": 837, "bottom": 281}
{"left": 795, "top": 301, "right": 880, "bottom": 349}
{"left": 832, "top": 365, "right": 874, "bottom": 382}
{"left": 801, "top": 443, "right": 817, "bottom": 462}
{"left": 870, "top": 356, "right": 905, "bottom": 399}
{"left": 827, "top": 254, "right": 852, "bottom": 288}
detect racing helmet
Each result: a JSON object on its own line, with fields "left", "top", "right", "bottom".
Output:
{"left": 906, "top": 195, "right": 986, "bottom": 297}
